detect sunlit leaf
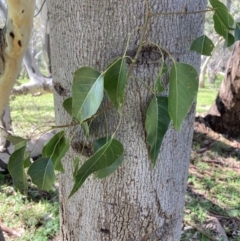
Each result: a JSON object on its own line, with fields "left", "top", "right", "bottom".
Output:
{"left": 72, "top": 67, "right": 104, "bottom": 123}
{"left": 8, "top": 146, "right": 28, "bottom": 191}
{"left": 28, "top": 157, "right": 55, "bottom": 191}
{"left": 93, "top": 137, "right": 124, "bottom": 179}
{"left": 69, "top": 138, "right": 124, "bottom": 197}
{"left": 42, "top": 131, "right": 69, "bottom": 172}
{"left": 190, "top": 35, "right": 215, "bottom": 56}
{"left": 104, "top": 58, "right": 127, "bottom": 112}
{"left": 145, "top": 96, "right": 170, "bottom": 165}
{"left": 169, "top": 63, "right": 198, "bottom": 130}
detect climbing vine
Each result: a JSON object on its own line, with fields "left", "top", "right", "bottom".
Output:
{"left": 7, "top": 0, "right": 240, "bottom": 197}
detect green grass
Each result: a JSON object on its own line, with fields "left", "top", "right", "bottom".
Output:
{"left": 10, "top": 93, "right": 54, "bottom": 138}
{"left": 196, "top": 75, "right": 223, "bottom": 113}
{"left": 0, "top": 174, "right": 59, "bottom": 241}
{"left": 0, "top": 78, "right": 58, "bottom": 240}
{"left": 2, "top": 76, "right": 239, "bottom": 240}
{"left": 182, "top": 130, "right": 240, "bottom": 240}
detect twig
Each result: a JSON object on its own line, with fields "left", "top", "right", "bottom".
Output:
{"left": 184, "top": 220, "right": 218, "bottom": 241}
{"left": 0, "top": 222, "right": 21, "bottom": 238}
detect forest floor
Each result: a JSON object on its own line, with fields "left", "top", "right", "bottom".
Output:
{"left": 1, "top": 77, "right": 239, "bottom": 240}
{"left": 182, "top": 119, "right": 240, "bottom": 241}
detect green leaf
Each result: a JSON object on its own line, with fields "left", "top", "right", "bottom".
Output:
{"left": 81, "top": 122, "right": 89, "bottom": 137}
{"left": 69, "top": 138, "right": 124, "bottom": 197}
{"left": 169, "top": 63, "right": 198, "bottom": 130}
{"left": 93, "top": 137, "right": 124, "bottom": 179}
{"left": 212, "top": 10, "right": 235, "bottom": 48}
{"left": 235, "top": 23, "right": 240, "bottom": 41}
{"left": 28, "top": 158, "right": 56, "bottom": 191}
{"left": 24, "top": 154, "right": 31, "bottom": 168}
{"left": 42, "top": 131, "right": 69, "bottom": 172}
{"left": 8, "top": 146, "right": 28, "bottom": 191}
{"left": 7, "top": 135, "right": 28, "bottom": 150}
{"left": 154, "top": 62, "right": 168, "bottom": 93}
{"left": 104, "top": 58, "right": 127, "bottom": 112}
{"left": 213, "top": 13, "right": 228, "bottom": 38}
{"left": 223, "top": 32, "right": 235, "bottom": 48}
{"left": 145, "top": 96, "right": 170, "bottom": 165}
{"left": 72, "top": 67, "right": 104, "bottom": 123}
{"left": 190, "top": 35, "right": 215, "bottom": 56}
{"left": 209, "top": 0, "right": 234, "bottom": 29}
{"left": 73, "top": 157, "right": 80, "bottom": 180}
{"left": 63, "top": 97, "right": 89, "bottom": 137}
{"left": 63, "top": 97, "right": 72, "bottom": 116}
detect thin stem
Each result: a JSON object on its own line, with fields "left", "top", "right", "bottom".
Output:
{"left": 127, "top": 0, "right": 151, "bottom": 78}
{"left": 150, "top": 8, "right": 214, "bottom": 17}
{"left": 112, "top": 113, "right": 123, "bottom": 138}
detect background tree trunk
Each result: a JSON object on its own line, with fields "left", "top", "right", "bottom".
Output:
{"left": 204, "top": 41, "right": 240, "bottom": 136}
{"left": 48, "top": 0, "right": 206, "bottom": 240}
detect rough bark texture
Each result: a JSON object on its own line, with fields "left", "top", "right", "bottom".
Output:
{"left": 204, "top": 41, "right": 240, "bottom": 137}
{"left": 48, "top": 1, "right": 206, "bottom": 240}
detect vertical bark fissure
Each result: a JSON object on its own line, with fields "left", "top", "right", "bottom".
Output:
{"left": 48, "top": 1, "right": 206, "bottom": 240}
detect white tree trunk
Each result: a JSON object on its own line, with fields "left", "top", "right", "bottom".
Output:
{"left": 48, "top": 1, "right": 206, "bottom": 240}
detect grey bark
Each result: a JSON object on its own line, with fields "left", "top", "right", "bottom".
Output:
{"left": 48, "top": 1, "right": 206, "bottom": 240}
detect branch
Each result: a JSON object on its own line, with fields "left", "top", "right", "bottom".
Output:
{"left": 12, "top": 78, "right": 53, "bottom": 96}
{"left": 0, "top": 0, "right": 35, "bottom": 116}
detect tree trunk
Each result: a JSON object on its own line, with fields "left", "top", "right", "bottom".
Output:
{"left": 204, "top": 41, "right": 240, "bottom": 137}
{"left": 48, "top": 1, "right": 206, "bottom": 240}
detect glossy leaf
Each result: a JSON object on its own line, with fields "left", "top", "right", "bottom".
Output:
{"left": 104, "top": 58, "right": 127, "bottom": 112}
{"left": 28, "top": 157, "right": 55, "bottom": 191}
{"left": 7, "top": 135, "right": 28, "bottom": 150}
{"left": 69, "top": 138, "right": 124, "bottom": 197}
{"left": 154, "top": 62, "right": 167, "bottom": 93}
{"left": 190, "top": 35, "right": 215, "bottom": 56}
{"left": 42, "top": 131, "right": 69, "bottom": 172}
{"left": 72, "top": 67, "right": 104, "bottom": 123}
{"left": 235, "top": 23, "right": 240, "bottom": 41}
{"left": 169, "top": 63, "right": 198, "bottom": 130}
{"left": 8, "top": 146, "right": 28, "bottom": 191}
{"left": 63, "top": 97, "right": 72, "bottom": 116}
{"left": 145, "top": 96, "right": 170, "bottom": 165}
{"left": 93, "top": 137, "right": 124, "bottom": 179}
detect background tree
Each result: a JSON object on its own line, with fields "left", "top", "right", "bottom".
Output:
{"left": 205, "top": 41, "right": 240, "bottom": 136}
{"left": 47, "top": 0, "right": 206, "bottom": 240}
